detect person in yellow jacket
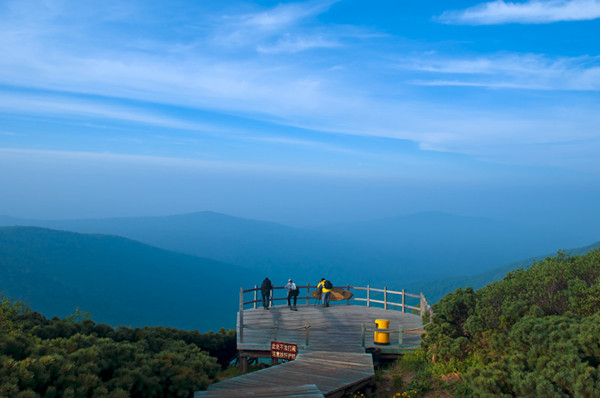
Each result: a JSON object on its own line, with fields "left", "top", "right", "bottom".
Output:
{"left": 318, "top": 278, "right": 332, "bottom": 307}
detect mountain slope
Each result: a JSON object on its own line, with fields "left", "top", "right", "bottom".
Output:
{"left": 0, "top": 212, "right": 402, "bottom": 285}
{"left": 0, "top": 226, "right": 257, "bottom": 331}
{"left": 409, "top": 240, "right": 600, "bottom": 304}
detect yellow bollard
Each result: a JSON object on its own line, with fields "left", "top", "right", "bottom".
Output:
{"left": 374, "top": 319, "right": 390, "bottom": 345}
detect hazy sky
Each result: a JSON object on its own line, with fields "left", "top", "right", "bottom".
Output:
{"left": 1, "top": 0, "right": 599, "bottom": 227}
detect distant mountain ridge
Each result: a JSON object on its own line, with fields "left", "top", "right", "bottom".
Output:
{"left": 1, "top": 223, "right": 598, "bottom": 332}
{"left": 0, "top": 211, "right": 596, "bottom": 287}
{"left": 0, "top": 212, "right": 413, "bottom": 285}
{"left": 0, "top": 226, "right": 257, "bottom": 331}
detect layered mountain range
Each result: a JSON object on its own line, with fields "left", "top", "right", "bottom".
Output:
{"left": 1, "top": 211, "right": 597, "bottom": 331}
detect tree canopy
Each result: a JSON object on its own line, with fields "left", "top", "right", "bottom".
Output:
{"left": 422, "top": 249, "right": 600, "bottom": 396}
{"left": 0, "top": 297, "right": 236, "bottom": 397}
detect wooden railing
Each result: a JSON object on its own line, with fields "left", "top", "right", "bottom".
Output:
{"left": 238, "top": 284, "right": 432, "bottom": 345}
{"left": 239, "top": 284, "right": 432, "bottom": 317}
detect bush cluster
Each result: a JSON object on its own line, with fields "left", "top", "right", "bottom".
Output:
{"left": 422, "top": 249, "right": 600, "bottom": 396}
{"left": 0, "top": 298, "right": 236, "bottom": 397}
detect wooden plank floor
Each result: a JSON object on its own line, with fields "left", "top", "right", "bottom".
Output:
{"left": 238, "top": 304, "right": 424, "bottom": 352}
{"left": 195, "top": 352, "right": 373, "bottom": 397}
{"left": 194, "top": 383, "right": 324, "bottom": 397}
{"left": 195, "top": 304, "right": 423, "bottom": 397}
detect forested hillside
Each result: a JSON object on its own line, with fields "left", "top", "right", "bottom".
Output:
{"left": 0, "top": 212, "right": 381, "bottom": 286}
{"left": 0, "top": 227, "right": 258, "bottom": 331}
{"left": 0, "top": 296, "right": 236, "bottom": 397}
{"left": 421, "top": 248, "right": 600, "bottom": 396}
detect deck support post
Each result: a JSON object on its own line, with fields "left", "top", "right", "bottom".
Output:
{"left": 367, "top": 285, "right": 370, "bottom": 308}
{"left": 240, "top": 356, "right": 248, "bottom": 373}
{"left": 253, "top": 285, "right": 257, "bottom": 309}
{"left": 402, "top": 289, "right": 405, "bottom": 313}
{"left": 384, "top": 287, "right": 388, "bottom": 310}
{"left": 239, "top": 287, "right": 244, "bottom": 344}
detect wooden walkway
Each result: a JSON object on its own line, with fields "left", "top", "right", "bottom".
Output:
{"left": 195, "top": 351, "right": 373, "bottom": 397}
{"left": 195, "top": 304, "right": 424, "bottom": 397}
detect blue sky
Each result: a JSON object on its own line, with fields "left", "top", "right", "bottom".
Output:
{"left": 1, "top": 0, "right": 599, "bottom": 229}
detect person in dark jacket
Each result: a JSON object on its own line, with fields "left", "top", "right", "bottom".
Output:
{"left": 261, "top": 277, "right": 273, "bottom": 309}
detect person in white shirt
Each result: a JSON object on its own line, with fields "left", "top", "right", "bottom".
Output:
{"left": 285, "top": 279, "right": 299, "bottom": 311}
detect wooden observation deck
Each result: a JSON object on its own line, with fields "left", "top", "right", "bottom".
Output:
{"left": 195, "top": 285, "right": 431, "bottom": 397}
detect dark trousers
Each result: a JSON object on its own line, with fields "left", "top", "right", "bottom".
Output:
{"left": 323, "top": 291, "right": 330, "bottom": 307}
{"left": 262, "top": 291, "right": 270, "bottom": 308}
{"left": 287, "top": 292, "right": 297, "bottom": 306}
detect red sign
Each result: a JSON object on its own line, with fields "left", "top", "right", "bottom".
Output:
{"left": 271, "top": 341, "right": 298, "bottom": 360}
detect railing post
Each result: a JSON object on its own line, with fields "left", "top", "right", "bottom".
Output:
{"left": 270, "top": 288, "right": 273, "bottom": 308}
{"left": 367, "top": 285, "right": 370, "bottom": 308}
{"left": 253, "top": 285, "right": 258, "bottom": 309}
{"left": 384, "top": 286, "right": 388, "bottom": 310}
{"left": 361, "top": 323, "right": 366, "bottom": 348}
{"left": 306, "top": 283, "right": 310, "bottom": 305}
{"left": 346, "top": 283, "right": 351, "bottom": 305}
{"left": 398, "top": 324, "right": 403, "bottom": 348}
{"left": 402, "top": 289, "right": 405, "bottom": 313}
{"left": 420, "top": 292, "right": 424, "bottom": 317}
{"left": 239, "top": 287, "right": 244, "bottom": 343}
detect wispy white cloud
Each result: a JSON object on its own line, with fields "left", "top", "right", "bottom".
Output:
{"left": 0, "top": 90, "right": 383, "bottom": 157}
{"left": 439, "top": 0, "right": 600, "bottom": 25}
{"left": 0, "top": 1, "right": 372, "bottom": 130}
{"left": 257, "top": 34, "right": 339, "bottom": 54}
{"left": 0, "top": 92, "right": 231, "bottom": 133}
{"left": 210, "top": 0, "right": 341, "bottom": 50}
{"left": 400, "top": 53, "right": 600, "bottom": 91}
{"left": 245, "top": 134, "right": 369, "bottom": 156}
{"left": 0, "top": 147, "right": 378, "bottom": 177}
{"left": 0, "top": 0, "right": 599, "bottom": 174}
{"left": 237, "top": 0, "right": 336, "bottom": 30}
{"left": 0, "top": 147, "right": 255, "bottom": 170}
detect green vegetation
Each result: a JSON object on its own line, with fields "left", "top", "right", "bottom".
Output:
{"left": 354, "top": 350, "right": 461, "bottom": 397}
{"left": 421, "top": 248, "right": 600, "bottom": 396}
{"left": 0, "top": 296, "right": 237, "bottom": 397}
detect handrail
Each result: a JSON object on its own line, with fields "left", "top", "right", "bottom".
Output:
{"left": 352, "top": 286, "right": 421, "bottom": 299}
{"left": 238, "top": 285, "right": 433, "bottom": 345}
{"left": 239, "top": 284, "right": 433, "bottom": 318}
